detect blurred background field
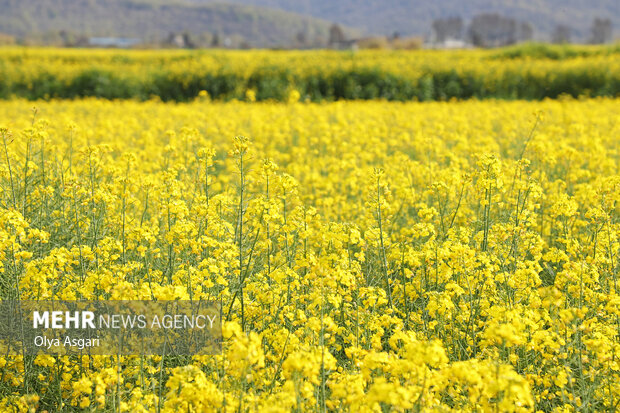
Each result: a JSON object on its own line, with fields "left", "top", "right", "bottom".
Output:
{"left": 0, "top": 44, "right": 619, "bottom": 101}
{"left": 1, "top": 0, "right": 618, "bottom": 102}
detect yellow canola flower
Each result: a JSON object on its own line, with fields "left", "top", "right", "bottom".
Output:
{"left": 0, "top": 97, "right": 616, "bottom": 412}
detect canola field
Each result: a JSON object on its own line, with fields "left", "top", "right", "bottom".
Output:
{"left": 0, "top": 96, "right": 618, "bottom": 412}
{"left": 1, "top": 46, "right": 620, "bottom": 101}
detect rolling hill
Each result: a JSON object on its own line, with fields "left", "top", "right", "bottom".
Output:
{"left": 0, "top": 0, "right": 359, "bottom": 47}
{"left": 0, "top": 0, "right": 616, "bottom": 46}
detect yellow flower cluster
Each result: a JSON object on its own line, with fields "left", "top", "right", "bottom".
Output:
{"left": 0, "top": 97, "right": 617, "bottom": 411}
{"left": 0, "top": 47, "right": 617, "bottom": 84}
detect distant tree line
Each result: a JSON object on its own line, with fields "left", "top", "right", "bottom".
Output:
{"left": 432, "top": 14, "right": 615, "bottom": 47}
{"left": 1, "top": 14, "right": 614, "bottom": 49}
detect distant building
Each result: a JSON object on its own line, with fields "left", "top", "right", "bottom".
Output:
{"left": 332, "top": 36, "right": 422, "bottom": 50}
{"left": 428, "top": 37, "right": 469, "bottom": 49}
{"left": 88, "top": 37, "right": 142, "bottom": 48}
{"left": 330, "top": 38, "right": 361, "bottom": 50}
